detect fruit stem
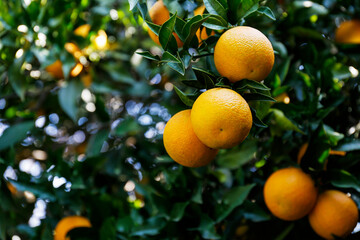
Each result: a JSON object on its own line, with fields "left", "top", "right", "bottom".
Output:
{"left": 192, "top": 52, "right": 214, "bottom": 59}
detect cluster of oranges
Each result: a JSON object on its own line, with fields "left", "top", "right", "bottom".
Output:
{"left": 264, "top": 167, "right": 359, "bottom": 239}
{"left": 154, "top": 1, "right": 275, "bottom": 168}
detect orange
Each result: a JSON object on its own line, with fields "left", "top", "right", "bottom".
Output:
{"left": 309, "top": 190, "right": 359, "bottom": 240}
{"left": 163, "top": 109, "right": 218, "bottom": 167}
{"left": 148, "top": 0, "right": 183, "bottom": 47}
{"left": 54, "top": 216, "right": 91, "bottom": 240}
{"left": 194, "top": 5, "right": 215, "bottom": 44}
{"left": 45, "top": 60, "right": 83, "bottom": 79}
{"left": 191, "top": 88, "right": 252, "bottom": 149}
{"left": 263, "top": 167, "right": 318, "bottom": 221}
{"left": 74, "top": 24, "right": 91, "bottom": 38}
{"left": 214, "top": 26, "right": 274, "bottom": 83}
{"left": 335, "top": 20, "right": 360, "bottom": 44}
{"left": 46, "top": 60, "right": 64, "bottom": 79}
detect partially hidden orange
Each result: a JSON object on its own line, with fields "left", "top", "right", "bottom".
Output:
{"left": 263, "top": 167, "right": 318, "bottom": 221}
{"left": 163, "top": 109, "right": 218, "bottom": 167}
{"left": 148, "top": 0, "right": 183, "bottom": 47}
{"left": 54, "top": 216, "right": 91, "bottom": 240}
{"left": 335, "top": 20, "right": 360, "bottom": 44}
{"left": 191, "top": 88, "right": 252, "bottom": 149}
{"left": 309, "top": 190, "right": 359, "bottom": 240}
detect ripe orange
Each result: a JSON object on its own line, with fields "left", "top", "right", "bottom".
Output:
{"left": 263, "top": 167, "right": 318, "bottom": 221}
{"left": 163, "top": 109, "right": 218, "bottom": 167}
{"left": 148, "top": 0, "right": 183, "bottom": 47}
{"left": 54, "top": 216, "right": 91, "bottom": 240}
{"left": 74, "top": 24, "right": 91, "bottom": 38}
{"left": 335, "top": 20, "right": 360, "bottom": 44}
{"left": 46, "top": 60, "right": 64, "bottom": 79}
{"left": 194, "top": 5, "right": 214, "bottom": 44}
{"left": 214, "top": 26, "right": 274, "bottom": 83}
{"left": 309, "top": 190, "right": 359, "bottom": 240}
{"left": 191, "top": 88, "right": 252, "bottom": 149}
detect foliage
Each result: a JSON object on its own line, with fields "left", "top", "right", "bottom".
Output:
{"left": 0, "top": 0, "right": 360, "bottom": 239}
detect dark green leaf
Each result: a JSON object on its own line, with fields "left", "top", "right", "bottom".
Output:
{"left": 335, "top": 140, "right": 360, "bottom": 152}
{"left": 58, "top": 81, "right": 83, "bottom": 122}
{"left": 86, "top": 129, "right": 109, "bottom": 157}
{"left": 128, "top": 0, "right": 138, "bottom": 11}
{"left": 216, "top": 140, "right": 257, "bottom": 169}
{"left": 8, "top": 56, "right": 26, "bottom": 101}
{"left": 173, "top": 86, "right": 195, "bottom": 107}
{"left": 136, "top": 51, "right": 161, "bottom": 61}
{"left": 243, "top": 92, "right": 276, "bottom": 102}
{"left": 161, "top": 51, "right": 181, "bottom": 63}
{"left": 159, "top": 13, "right": 178, "bottom": 52}
{"left": 204, "top": 0, "right": 228, "bottom": 20}
{"left": 0, "top": 121, "right": 34, "bottom": 151}
{"left": 329, "top": 170, "right": 360, "bottom": 192}
{"left": 234, "top": 79, "right": 271, "bottom": 91}
{"left": 257, "top": 6, "right": 276, "bottom": 21}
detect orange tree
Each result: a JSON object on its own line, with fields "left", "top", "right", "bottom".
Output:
{"left": 0, "top": 0, "right": 360, "bottom": 239}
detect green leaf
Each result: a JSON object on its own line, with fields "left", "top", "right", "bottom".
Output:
{"left": 202, "top": 14, "right": 228, "bottom": 30}
{"left": 216, "top": 140, "right": 257, "bottom": 169}
{"left": 8, "top": 56, "right": 26, "bottom": 101}
{"left": 128, "top": 0, "right": 138, "bottom": 11}
{"left": 335, "top": 140, "right": 360, "bottom": 152}
{"left": 329, "top": 170, "right": 360, "bottom": 192}
{"left": 167, "top": 52, "right": 185, "bottom": 75}
{"left": 86, "top": 129, "right": 109, "bottom": 157}
{"left": 182, "top": 80, "right": 205, "bottom": 89}
{"left": 239, "top": 1, "right": 259, "bottom": 19}
{"left": 159, "top": 13, "right": 178, "bottom": 52}
{"left": 193, "top": 68, "right": 215, "bottom": 89}
{"left": 58, "top": 81, "right": 83, "bottom": 122}
{"left": 145, "top": 21, "right": 161, "bottom": 36}
{"left": 161, "top": 51, "right": 181, "bottom": 63}
{"left": 256, "top": 6, "right": 276, "bottom": 21}
{"left": 136, "top": 51, "right": 161, "bottom": 61}
{"left": 216, "top": 184, "right": 255, "bottom": 222}
{"left": 196, "top": 215, "right": 221, "bottom": 239}
{"left": 323, "top": 124, "right": 344, "bottom": 146}
{"left": 234, "top": 79, "right": 271, "bottom": 91}
{"left": 170, "top": 202, "right": 189, "bottom": 222}
{"left": 250, "top": 108, "right": 268, "bottom": 128}
{"left": 182, "top": 15, "right": 210, "bottom": 48}
{"left": 204, "top": 0, "right": 228, "bottom": 20}
{"left": 100, "top": 217, "right": 117, "bottom": 240}
{"left": 243, "top": 92, "right": 276, "bottom": 102}
{"left": 173, "top": 86, "right": 195, "bottom": 107}
{"left": 242, "top": 200, "right": 271, "bottom": 222}
{"left": 275, "top": 223, "right": 294, "bottom": 240}
{"left": 114, "top": 118, "right": 140, "bottom": 137}
{"left": 0, "top": 121, "right": 34, "bottom": 151}
{"left": 269, "top": 109, "right": 304, "bottom": 136}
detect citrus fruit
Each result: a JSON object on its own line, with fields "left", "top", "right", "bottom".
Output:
{"left": 263, "top": 167, "right": 318, "bottom": 221}
{"left": 191, "top": 88, "right": 252, "bottom": 149}
{"left": 46, "top": 60, "right": 64, "bottom": 79}
{"left": 148, "top": 0, "right": 183, "bottom": 47}
{"left": 54, "top": 216, "right": 91, "bottom": 240}
{"left": 74, "top": 24, "right": 91, "bottom": 38}
{"left": 309, "top": 190, "right": 359, "bottom": 240}
{"left": 214, "top": 26, "right": 274, "bottom": 83}
{"left": 335, "top": 20, "right": 360, "bottom": 44}
{"left": 163, "top": 109, "right": 218, "bottom": 167}
{"left": 194, "top": 5, "right": 214, "bottom": 44}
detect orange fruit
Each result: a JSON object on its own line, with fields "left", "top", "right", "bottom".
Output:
{"left": 335, "top": 20, "right": 360, "bottom": 44}
{"left": 54, "top": 216, "right": 91, "bottom": 240}
{"left": 191, "top": 88, "right": 252, "bottom": 149}
{"left": 194, "top": 5, "right": 215, "bottom": 44}
{"left": 148, "top": 0, "right": 183, "bottom": 47}
{"left": 309, "top": 190, "right": 359, "bottom": 240}
{"left": 263, "top": 167, "right": 318, "bottom": 221}
{"left": 163, "top": 109, "right": 218, "bottom": 167}
{"left": 214, "top": 26, "right": 274, "bottom": 83}
{"left": 46, "top": 60, "right": 64, "bottom": 79}
{"left": 74, "top": 24, "right": 91, "bottom": 38}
